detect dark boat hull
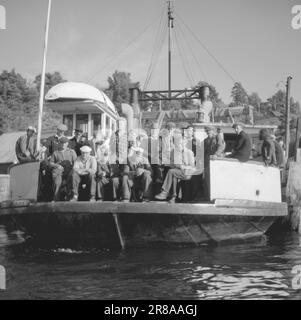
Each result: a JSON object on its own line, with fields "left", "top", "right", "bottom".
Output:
{"left": 0, "top": 201, "right": 287, "bottom": 249}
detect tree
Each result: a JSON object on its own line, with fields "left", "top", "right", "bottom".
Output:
{"left": 105, "top": 70, "right": 139, "bottom": 114}
{"left": 248, "top": 92, "right": 261, "bottom": 112}
{"left": 34, "top": 71, "right": 66, "bottom": 95}
{"left": 231, "top": 82, "right": 249, "bottom": 106}
{"left": 0, "top": 70, "right": 65, "bottom": 132}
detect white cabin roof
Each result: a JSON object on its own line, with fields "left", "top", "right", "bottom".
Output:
{"left": 45, "top": 82, "right": 117, "bottom": 114}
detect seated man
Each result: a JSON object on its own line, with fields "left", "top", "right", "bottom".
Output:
{"left": 15, "top": 126, "right": 38, "bottom": 163}
{"left": 71, "top": 146, "right": 97, "bottom": 202}
{"left": 49, "top": 137, "right": 77, "bottom": 201}
{"left": 155, "top": 138, "right": 196, "bottom": 203}
{"left": 229, "top": 123, "right": 251, "bottom": 162}
{"left": 114, "top": 147, "right": 152, "bottom": 202}
{"left": 95, "top": 137, "right": 111, "bottom": 202}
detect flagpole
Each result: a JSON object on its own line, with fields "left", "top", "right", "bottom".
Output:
{"left": 36, "top": 0, "right": 52, "bottom": 151}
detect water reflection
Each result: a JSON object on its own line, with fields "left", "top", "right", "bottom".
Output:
{"left": 0, "top": 226, "right": 301, "bottom": 300}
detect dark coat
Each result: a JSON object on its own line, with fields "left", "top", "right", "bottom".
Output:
{"left": 232, "top": 131, "right": 251, "bottom": 162}
{"left": 262, "top": 138, "right": 277, "bottom": 166}
{"left": 204, "top": 135, "right": 225, "bottom": 167}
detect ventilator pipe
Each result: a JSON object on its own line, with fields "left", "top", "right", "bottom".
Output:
{"left": 129, "top": 87, "right": 141, "bottom": 122}
{"left": 121, "top": 103, "right": 134, "bottom": 133}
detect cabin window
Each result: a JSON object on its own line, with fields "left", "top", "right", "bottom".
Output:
{"left": 76, "top": 114, "right": 89, "bottom": 134}
{"left": 111, "top": 121, "right": 116, "bottom": 133}
{"left": 92, "top": 113, "right": 102, "bottom": 136}
{"left": 63, "top": 114, "right": 73, "bottom": 136}
{"left": 106, "top": 116, "right": 110, "bottom": 131}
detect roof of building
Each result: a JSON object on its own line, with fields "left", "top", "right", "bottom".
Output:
{"left": 45, "top": 82, "right": 117, "bottom": 114}
{"left": 0, "top": 131, "right": 25, "bottom": 164}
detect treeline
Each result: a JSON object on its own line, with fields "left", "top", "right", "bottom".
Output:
{"left": 0, "top": 69, "right": 300, "bottom": 133}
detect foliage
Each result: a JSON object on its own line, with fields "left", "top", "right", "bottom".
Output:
{"left": 0, "top": 70, "right": 65, "bottom": 132}
{"left": 105, "top": 71, "right": 139, "bottom": 114}
{"left": 231, "top": 82, "right": 249, "bottom": 105}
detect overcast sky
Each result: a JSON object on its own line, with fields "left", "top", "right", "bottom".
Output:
{"left": 0, "top": 0, "right": 300, "bottom": 103}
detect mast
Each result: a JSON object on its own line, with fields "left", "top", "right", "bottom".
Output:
{"left": 285, "top": 76, "right": 293, "bottom": 163}
{"left": 36, "top": 0, "right": 52, "bottom": 151}
{"left": 167, "top": 1, "right": 174, "bottom": 100}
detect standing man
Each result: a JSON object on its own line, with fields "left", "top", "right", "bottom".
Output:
{"left": 230, "top": 123, "right": 251, "bottom": 162}
{"left": 71, "top": 146, "right": 97, "bottom": 202}
{"left": 46, "top": 124, "right": 68, "bottom": 156}
{"left": 203, "top": 126, "right": 225, "bottom": 200}
{"left": 15, "top": 126, "right": 38, "bottom": 163}
{"left": 69, "top": 128, "right": 83, "bottom": 156}
{"left": 49, "top": 137, "right": 77, "bottom": 201}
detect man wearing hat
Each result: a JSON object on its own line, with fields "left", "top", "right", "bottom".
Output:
{"left": 49, "top": 137, "right": 77, "bottom": 201}
{"left": 15, "top": 126, "right": 38, "bottom": 163}
{"left": 69, "top": 128, "right": 83, "bottom": 155}
{"left": 230, "top": 123, "right": 251, "bottom": 162}
{"left": 95, "top": 134, "right": 111, "bottom": 202}
{"left": 114, "top": 146, "right": 152, "bottom": 202}
{"left": 46, "top": 124, "right": 68, "bottom": 156}
{"left": 71, "top": 145, "right": 97, "bottom": 202}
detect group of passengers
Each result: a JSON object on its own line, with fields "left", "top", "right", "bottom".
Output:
{"left": 15, "top": 122, "right": 284, "bottom": 203}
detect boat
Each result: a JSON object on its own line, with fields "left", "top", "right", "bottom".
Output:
{"left": 0, "top": 1, "right": 288, "bottom": 249}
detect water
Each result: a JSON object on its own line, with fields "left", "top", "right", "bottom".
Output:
{"left": 0, "top": 227, "right": 301, "bottom": 300}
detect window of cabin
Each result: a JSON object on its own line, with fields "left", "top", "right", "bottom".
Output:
{"left": 63, "top": 114, "right": 73, "bottom": 137}
{"left": 106, "top": 116, "right": 110, "bottom": 131}
{"left": 111, "top": 121, "right": 116, "bottom": 133}
{"left": 76, "top": 114, "right": 88, "bottom": 134}
{"left": 92, "top": 113, "right": 102, "bottom": 136}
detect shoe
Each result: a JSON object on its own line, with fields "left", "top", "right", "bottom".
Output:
{"left": 121, "top": 199, "right": 130, "bottom": 203}
{"left": 90, "top": 197, "right": 96, "bottom": 203}
{"left": 168, "top": 196, "right": 176, "bottom": 204}
{"left": 141, "top": 199, "right": 150, "bottom": 203}
{"left": 70, "top": 195, "right": 78, "bottom": 202}
{"left": 155, "top": 191, "right": 168, "bottom": 201}
{"left": 97, "top": 199, "right": 103, "bottom": 203}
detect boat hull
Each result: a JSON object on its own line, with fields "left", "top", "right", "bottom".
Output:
{"left": 0, "top": 201, "right": 287, "bottom": 249}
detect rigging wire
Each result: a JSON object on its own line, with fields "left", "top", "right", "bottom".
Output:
{"left": 173, "top": 27, "right": 194, "bottom": 87}
{"left": 176, "top": 19, "right": 208, "bottom": 84}
{"left": 143, "top": 5, "right": 166, "bottom": 91}
{"left": 174, "top": 11, "right": 237, "bottom": 84}
{"left": 87, "top": 14, "right": 162, "bottom": 83}
{"left": 143, "top": 22, "right": 168, "bottom": 90}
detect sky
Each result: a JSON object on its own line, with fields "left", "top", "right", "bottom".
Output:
{"left": 0, "top": 0, "right": 300, "bottom": 104}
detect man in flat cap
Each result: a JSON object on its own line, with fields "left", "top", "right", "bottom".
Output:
{"left": 49, "top": 136, "right": 77, "bottom": 201}
{"left": 15, "top": 126, "right": 38, "bottom": 163}
{"left": 46, "top": 123, "right": 68, "bottom": 157}
{"left": 230, "top": 123, "right": 251, "bottom": 162}
{"left": 71, "top": 145, "right": 97, "bottom": 202}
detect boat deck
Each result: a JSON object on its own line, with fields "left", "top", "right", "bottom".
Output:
{"left": 0, "top": 199, "right": 288, "bottom": 217}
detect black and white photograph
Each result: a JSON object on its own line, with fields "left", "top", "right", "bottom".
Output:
{"left": 0, "top": 0, "right": 301, "bottom": 303}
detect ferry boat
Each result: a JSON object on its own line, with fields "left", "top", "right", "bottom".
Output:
{"left": 0, "top": 82, "right": 287, "bottom": 249}
{"left": 0, "top": 1, "right": 288, "bottom": 249}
